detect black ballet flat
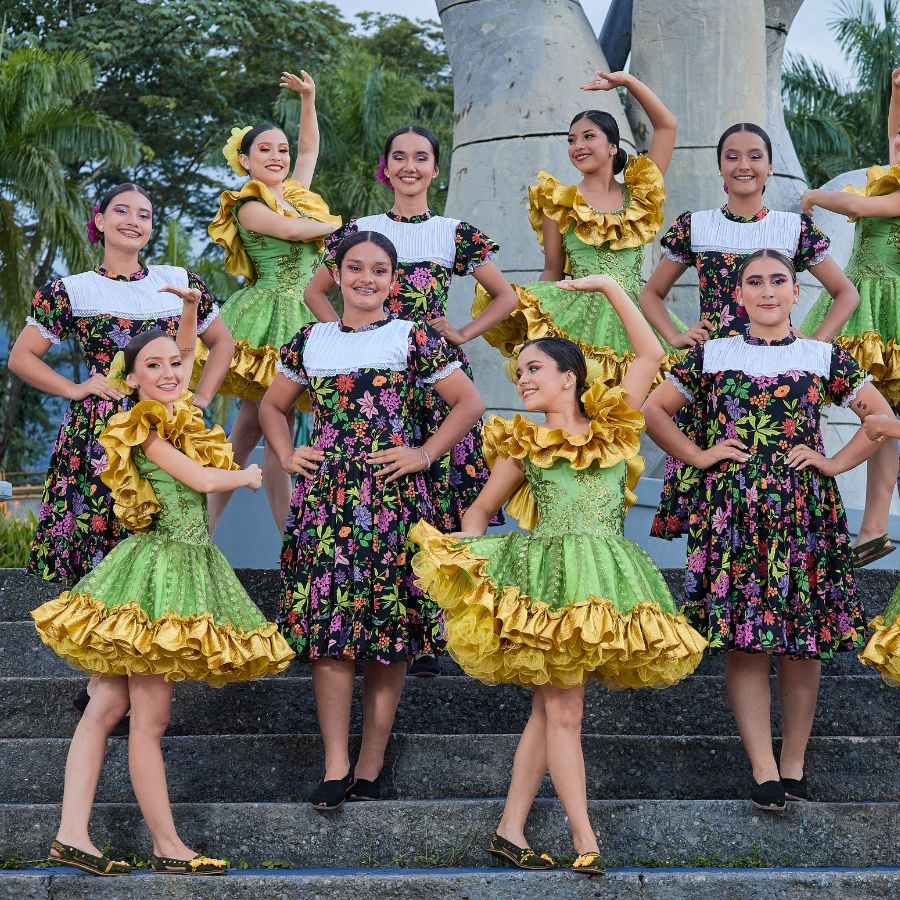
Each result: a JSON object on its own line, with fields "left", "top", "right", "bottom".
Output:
{"left": 346, "top": 775, "right": 381, "bottom": 802}
{"left": 73, "top": 687, "right": 130, "bottom": 739}
{"left": 309, "top": 771, "right": 353, "bottom": 811}
{"left": 781, "top": 775, "right": 809, "bottom": 801}
{"left": 751, "top": 779, "right": 786, "bottom": 812}
{"left": 408, "top": 655, "right": 440, "bottom": 678}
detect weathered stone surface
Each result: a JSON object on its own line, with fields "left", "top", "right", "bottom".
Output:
{"left": 1, "top": 734, "right": 897, "bottom": 803}
{"left": 0, "top": 674, "right": 892, "bottom": 738}
{"left": 1, "top": 800, "right": 899, "bottom": 868}
{"left": 3, "top": 866, "right": 900, "bottom": 900}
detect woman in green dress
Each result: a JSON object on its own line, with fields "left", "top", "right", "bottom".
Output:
{"left": 32, "top": 290, "right": 293, "bottom": 877}
{"left": 199, "top": 69, "right": 340, "bottom": 534}
{"left": 411, "top": 275, "right": 705, "bottom": 873}
{"left": 474, "top": 70, "right": 682, "bottom": 384}
{"left": 799, "top": 67, "right": 900, "bottom": 567}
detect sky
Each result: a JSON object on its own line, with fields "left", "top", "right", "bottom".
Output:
{"left": 335, "top": 0, "right": 857, "bottom": 82}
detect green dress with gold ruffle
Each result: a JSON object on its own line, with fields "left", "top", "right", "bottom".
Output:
{"left": 409, "top": 381, "right": 706, "bottom": 690}
{"left": 31, "top": 399, "right": 295, "bottom": 686}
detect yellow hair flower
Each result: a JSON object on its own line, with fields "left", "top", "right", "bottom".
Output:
{"left": 107, "top": 350, "right": 134, "bottom": 395}
{"left": 223, "top": 125, "right": 253, "bottom": 177}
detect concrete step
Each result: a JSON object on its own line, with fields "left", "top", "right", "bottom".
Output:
{"left": 0, "top": 619, "right": 882, "bottom": 678}
{"left": 2, "top": 567, "right": 897, "bottom": 623}
{"left": 0, "top": 675, "right": 894, "bottom": 738}
{"left": 1, "top": 734, "right": 897, "bottom": 803}
{"left": 0, "top": 800, "right": 898, "bottom": 868}
{"left": 3, "top": 866, "right": 900, "bottom": 900}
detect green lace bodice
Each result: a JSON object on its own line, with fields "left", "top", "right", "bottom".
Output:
{"left": 135, "top": 451, "right": 211, "bottom": 545}
{"left": 527, "top": 457, "right": 626, "bottom": 538}
{"left": 563, "top": 226, "right": 644, "bottom": 298}
{"left": 845, "top": 215, "right": 900, "bottom": 281}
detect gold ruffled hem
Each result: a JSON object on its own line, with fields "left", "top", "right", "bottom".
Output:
{"left": 471, "top": 282, "right": 530, "bottom": 357}
{"left": 208, "top": 178, "right": 341, "bottom": 281}
{"left": 527, "top": 155, "right": 665, "bottom": 250}
{"left": 32, "top": 593, "right": 295, "bottom": 686}
{"left": 841, "top": 164, "right": 900, "bottom": 220}
{"left": 409, "top": 522, "right": 706, "bottom": 690}
{"left": 100, "top": 398, "right": 239, "bottom": 533}
{"left": 858, "top": 616, "right": 900, "bottom": 686}
{"left": 192, "top": 339, "right": 311, "bottom": 411}
{"left": 835, "top": 333, "right": 900, "bottom": 406}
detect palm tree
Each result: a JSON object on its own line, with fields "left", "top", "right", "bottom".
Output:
{"left": 782, "top": 0, "right": 900, "bottom": 185}
{"left": 0, "top": 43, "right": 139, "bottom": 463}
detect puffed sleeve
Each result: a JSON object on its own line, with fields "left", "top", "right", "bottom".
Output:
{"left": 276, "top": 326, "right": 312, "bottom": 387}
{"left": 26, "top": 279, "right": 73, "bottom": 344}
{"left": 408, "top": 324, "right": 463, "bottom": 384}
{"left": 827, "top": 344, "right": 871, "bottom": 408}
{"left": 322, "top": 220, "right": 360, "bottom": 274}
{"left": 660, "top": 211, "right": 695, "bottom": 266}
{"left": 187, "top": 270, "right": 219, "bottom": 335}
{"left": 665, "top": 343, "right": 704, "bottom": 404}
{"left": 794, "top": 213, "right": 831, "bottom": 271}
{"left": 452, "top": 222, "right": 499, "bottom": 276}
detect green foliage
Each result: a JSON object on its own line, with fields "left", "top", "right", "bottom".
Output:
{"left": 0, "top": 505, "right": 37, "bottom": 567}
{"left": 783, "top": 0, "right": 900, "bottom": 185}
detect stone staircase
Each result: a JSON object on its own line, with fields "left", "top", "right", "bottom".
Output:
{"left": 0, "top": 567, "right": 899, "bottom": 898}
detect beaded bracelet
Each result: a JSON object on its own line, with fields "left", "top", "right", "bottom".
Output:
{"left": 420, "top": 448, "right": 431, "bottom": 470}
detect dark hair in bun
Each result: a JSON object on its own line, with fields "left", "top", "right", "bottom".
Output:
{"left": 240, "top": 123, "right": 286, "bottom": 156}
{"left": 520, "top": 337, "right": 589, "bottom": 415}
{"left": 333, "top": 230, "right": 399, "bottom": 273}
{"left": 569, "top": 110, "right": 628, "bottom": 175}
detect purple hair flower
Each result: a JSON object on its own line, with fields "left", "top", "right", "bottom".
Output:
{"left": 374, "top": 155, "right": 394, "bottom": 191}
{"left": 86, "top": 203, "right": 102, "bottom": 244}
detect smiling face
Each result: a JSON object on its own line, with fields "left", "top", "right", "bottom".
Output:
{"left": 125, "top": 336, "right": 186, "bottom": 404}
{"left": 96, "top": 190, "right": 153, "bottom": 254}
{"left": 515, "top": 344, "right": 576, "bottom": 412}
{"left": 719, "top": 131, "right": 771, "bottom": 200}
{"left": 567, "top": 116, "right": 615, "bottom": 175}
{"left": 385, "top": 132, "right": 438, "bottom": 199}
{"left": 240, "top": 128, "right": 290, "bottom": 186}
{"left": 334, "top": 240, "right": 395, "bottom": 317}
{"left": 736, "top": 256, "right": 799, "bottom": 331}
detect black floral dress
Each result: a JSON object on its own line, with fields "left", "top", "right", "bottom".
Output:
{"left": 325, "top": 211, "right": 500, "bottom": 531}
{"left": 276, "top": 316, "right": 461, "bottom": 663}
{"left": 652, "top": 206, "right": 831, "bottom": 539}
{"left": 25, "top": 265, "right": 218, "bottom": 584}
{"left": 669, "top": 333, "right": 867, "bottom": 657}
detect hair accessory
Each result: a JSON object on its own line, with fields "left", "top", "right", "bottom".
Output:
{"left": 106, "top": 350, "right": 135, "bottom": 395}
{"left": 223, "top": 126, "right": 253, "bottom": 177}
{"left": 374, "top": 155, "right": 394, "bottom": 191}
{"left": 86, "top": 203, "right": 102, "bottom": 244}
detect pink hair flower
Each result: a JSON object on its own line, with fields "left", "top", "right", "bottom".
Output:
{"left": 85, "top": 203, "right": 102, "bottom": 244}
{"left": 374, "top": 155, "right": 394, "bottom": 191}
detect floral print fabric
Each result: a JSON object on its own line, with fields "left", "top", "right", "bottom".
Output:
{"left": 670, "top": 335, "right": 867, "bottom": 657}
{"left": 26, "top": 266, "right": 216, "bottom": 584}
{"left": 277, "top": 318, "right": 456, "bottom": 663}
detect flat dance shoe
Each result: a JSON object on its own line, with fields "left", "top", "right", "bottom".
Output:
{"left": 750, "top": 778, "right": 786, "bottom": 812}
{"left": 408, "top": 655, "right": 440, "bottom": 677}
{"left": 487, "top": 833, "right": 555, "bottom": 870}
{"left": 49, "top": 839, "right": 131, "bottom": 877}
{"left": 347, "top": 774, "right": 381, "bottom": 801}
{"left": 150, "top": 853, "right": 227, "bottom": 875}
{"left": 781, "top": 775, "right": 809, "bottom": 801}
{"left": 572, "top": 851, "right": 605, "bottom": 876}
{"left": 73, "top": 686, "right": 130, "bottom": 738}
{"left": 852, "top": 534, "right": 895, "bottom": 568}
{"left": 309, "top": 770, "right": 354, "bottom": 811}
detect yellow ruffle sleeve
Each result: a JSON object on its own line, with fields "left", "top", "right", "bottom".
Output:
{"left": 840, "top": 164, "right": 900, "bottom": 222}
{"left": 482, "top": 381, "right": 644, "bottom": 529}
{"left": 208, "top": 178, "right": 341, "bottom": 281}
{"left": 527, "top": 154, "right": 665, "bottom": 251}
{"left": 99, "top": 394, "right": 239, "bottom": 533}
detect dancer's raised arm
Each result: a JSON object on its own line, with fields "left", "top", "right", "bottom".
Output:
{"left": 280, "top": 69, "right": 320, "bottom": 188}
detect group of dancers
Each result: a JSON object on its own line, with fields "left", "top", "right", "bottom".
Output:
{"left": 8, "top": 64, "right": 900, "bottom": 877}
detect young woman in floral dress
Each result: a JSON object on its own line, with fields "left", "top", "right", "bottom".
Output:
{"left": 200, "top": 69, "right": 340, "bottom": 535}
{"left": 9, "top": 184, "right": 233, "bottom": 585}
{"left": 643, "top": 249, "right": 888, "bottom": 812}
{"left": 638, "top": 123, "right": 859, "bottom": 540}
{"left": 474, "top": 70, "right": 682, "bottom": 383}
{"left": 797, "top": 67, "right": 900, "bottom": 566}
{"left": 260, "top": 231, "right": 484, "bottom": 810}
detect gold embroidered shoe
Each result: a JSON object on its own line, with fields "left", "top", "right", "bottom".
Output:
{"left": 150, "top": 853, "right": 228, "bottom": 875}
{"left": 572, "top": 851, "right": 605, "bottom": 875}
{"left": 487, "top": 833, "right": 555, "bottom": 870}
{"left": 49, "top": 840, "right": 131, "bottom": 876}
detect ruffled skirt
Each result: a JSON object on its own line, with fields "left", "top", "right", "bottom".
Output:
{"left": 409, "top": 521, "right": 706, "bottom": 689}
{"left": 860, "top": 584, "right": 900, "bottom": 684}
{"left": 32, "top": 531, "right": 294, "bottom": 685}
